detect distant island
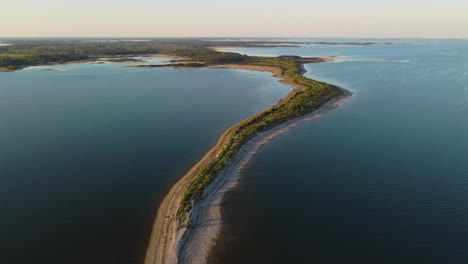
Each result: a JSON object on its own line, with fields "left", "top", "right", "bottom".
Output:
{"left": 0, "top": 39, "right": 405, "bottom": 71}
{"left": 0, "top": 39, "right": 351, "bottom": 263}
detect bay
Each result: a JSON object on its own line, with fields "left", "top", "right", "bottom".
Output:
{"left": 0, "top": 58, "right": 291, "bottom": 264}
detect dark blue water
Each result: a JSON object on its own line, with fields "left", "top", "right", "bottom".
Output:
{"left": 210, "top": 40, "right": 468, "bottom": 263}
{"left": 0, "top": 59, "right": 291, "bottom": 264}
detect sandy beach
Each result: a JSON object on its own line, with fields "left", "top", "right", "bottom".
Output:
{"left": 208, "top": 64, "right": 304, "bottom": 91}
{"left": 144, "top": 62, "right": 352, "bottom": 264}
{"left": 178, "top": 89, "right": 352, "bottom": 264}
{"left": 209, "top": 46, "right": 237, "bottom": 52}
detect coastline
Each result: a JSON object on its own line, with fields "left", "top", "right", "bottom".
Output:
{"left": 144, "top": 62, "right": 352, "bottom": 264}
{"left": 0, "top": 67, "right": 14, "bottom": 72}
{"left": 207, "top": 64, "right": 304, "bottom": 91}
{"left": 0, "top": 53, "right": 180, "bottom": 72}
{"left": 178, "top": 88, "right": 352, "bottom": 264}
{"left": 209, "top": 46, "right": 237, "bottom": 51}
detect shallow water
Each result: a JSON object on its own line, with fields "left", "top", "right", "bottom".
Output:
{"left": 0, "top": 59, "right": 291, "bottom": 264}
{"left": 211, "top": 39, "right": 468, "bottom": 263}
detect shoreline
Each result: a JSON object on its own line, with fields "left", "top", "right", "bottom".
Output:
{"left": 207, "top": 64, "right": 304, "bottom": 91}
{"left": 144, "top": 62, "right": 352, "bottom": 264}
{"left": 178, "top": 88, "right": 352, "bottom": 264}
{"left": 0, "top": 53, "right": 181, "bottom": 72}
{"left": 209, "top": 46, "right": 237, "bottom": 52}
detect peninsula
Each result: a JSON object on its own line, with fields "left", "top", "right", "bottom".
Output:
{"left": 136, "top": 48, "right": 351, "bottom": 263}
{"left": 0, "top": 39, "right": 351, "bottom": 263}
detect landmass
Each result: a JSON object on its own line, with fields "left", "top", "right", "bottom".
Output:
{"left": 0, "top": 39, "right": 405, "bottom": 71}
{"left": 0, "top": 39, "right": 351, "bottom": 263}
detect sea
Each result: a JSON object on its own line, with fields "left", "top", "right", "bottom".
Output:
{"left": 0, "top": 56, "right": 291, "bottom": 264}
{"left": 209, "top": 39, "right": 468, "bottom": 264}
{"left": 1, "top": 39, "right": 468, "bottom": 264}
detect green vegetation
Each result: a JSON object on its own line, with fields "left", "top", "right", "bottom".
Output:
{"left": 0, "top": 38, "right": 327, "bottom": 72}
{"left": 0, "top": 38, "right": 390, "bottom": 70}
{"left": 0, "top": 39, "right": 322, "bottom": 70}
{"left": 0, "top": 40, "right": 189, "bottom": 69}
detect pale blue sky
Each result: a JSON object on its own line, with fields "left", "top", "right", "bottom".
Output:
{"left": 2, "top": 0, "right": 467, "bottom": 38}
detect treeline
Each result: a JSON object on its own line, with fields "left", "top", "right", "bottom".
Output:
{"left": 0, "top": 54, "right": 89, "bottom": 70}
{"left": 0, "top": 39, "right": 324, "bottom": 70}
{"left": 0, "top": 40, "right": 187, "bottom": 69}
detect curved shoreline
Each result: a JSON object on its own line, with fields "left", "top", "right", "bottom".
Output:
{"left": 144, "top": 63, "right": 352, "bottom": 264}
{"left": 179, "top": 89, "right": 352, "bottom": 263}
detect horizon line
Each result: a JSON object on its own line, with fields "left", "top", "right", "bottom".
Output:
{"left": 1, "top": 36, "right": 467, "bottom": 40}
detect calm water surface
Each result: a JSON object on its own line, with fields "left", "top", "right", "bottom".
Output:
{"left": 0, "top": 57, "right": 291, "bottom": 264}
{"left": 210, "top": 39, "right": 468, "bottom": 263}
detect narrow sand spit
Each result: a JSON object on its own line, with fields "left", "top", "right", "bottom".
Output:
{"left": 144, "top": 64, "right": 352, "bottom": 264}
{"left": 178, "top": 90, "right": 352, "bottom": 264}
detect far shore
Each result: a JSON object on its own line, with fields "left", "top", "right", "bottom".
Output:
{"left": 209, "top": 46, "right": 236, "bottom": 51}
{"left": 0, "top": 53, "right": 184, "bottom": 72}
{"left": 0, "top": 67, "right": 13, "bottom": 72}
{"left": 208, "top": 64, "right": 304, "bottom": 91}
{"left": 127, "top": 63, "right": 316, "bottom": 92}
{"left": 143, "top": 59, "right": 351, "bottom": 264}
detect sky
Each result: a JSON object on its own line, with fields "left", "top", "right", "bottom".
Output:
{"left": 1, "top": 0, "right": 468, "bottom": 38}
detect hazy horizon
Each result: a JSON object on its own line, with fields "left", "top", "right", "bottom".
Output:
{"left": 2, "top": 0, "right": 467, "bottom": 39}
{"left": 1, "top": 37, "right": 467, "bottom": 40}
